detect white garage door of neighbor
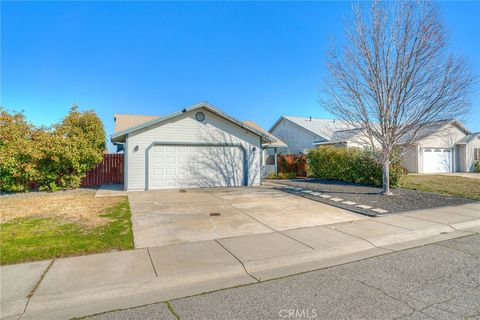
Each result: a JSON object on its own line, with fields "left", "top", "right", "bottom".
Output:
{"left": 423, "top": 148, "right": 452, "bottom": 173}
{"left": 149, "top": 145, "right": 245, "bottom": 189}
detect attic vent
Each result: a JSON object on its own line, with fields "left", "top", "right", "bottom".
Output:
{"left": 195, "top": 112, "right": 205, "bottom": 122}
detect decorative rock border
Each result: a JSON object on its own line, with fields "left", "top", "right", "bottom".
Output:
{"left": 274, "top": 185, "right": 390, "bottom": 217}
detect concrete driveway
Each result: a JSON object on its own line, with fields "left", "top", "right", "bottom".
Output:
{"left": 128, "top": 187, "right": 364, "bottom": 248}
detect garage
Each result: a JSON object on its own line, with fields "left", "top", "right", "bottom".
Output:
{"left": 423, "top": 148, "right": 453, "bottom": 173}
{"left": 111, "top": 102, "right": 274, "bottom": 191}
{"left": 148, "top": 144, "right": 245, "bottom": 189}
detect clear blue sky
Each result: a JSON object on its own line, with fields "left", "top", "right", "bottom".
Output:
{"left": 2, "top": 1, "right": 479, "bottom": 150}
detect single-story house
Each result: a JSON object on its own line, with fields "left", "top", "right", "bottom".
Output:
{"left": 399, "top": 120, "right": 479, "bottom": 173}
{"left": 111, "top": 102, "right": 284, "bottom": 190}
{"left": 269, "top": 116, "right": 352, "bottom": 154}
{"left": 270, "top": 116, "right": 479, "bottom": 173}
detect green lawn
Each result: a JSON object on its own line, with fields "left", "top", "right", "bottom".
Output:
{"left": 0, "top": 198, "right": 134, "bottom": 265}
{"left": 400, "top": 175, "right": 480, "bottom": 200}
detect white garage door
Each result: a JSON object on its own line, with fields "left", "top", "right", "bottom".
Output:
{"left": 423, "top": 148, "right": 452, "bottom": 173}
{"left": 148, "top": 145, "right": 245, "bottom": 189}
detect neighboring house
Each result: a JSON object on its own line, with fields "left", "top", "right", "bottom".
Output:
{"left": 399, "top": 120, "right": 480, "bottom": 173}
{"left": 320, "top": 119, "right": 480, "bottom": 173}
{"left": 111, "top": 102, "right": 278, "bottom": 190}
{"left": 269, "top": 116, "right": 352, "bottom": 154}
{"left": 276, "top": 116, "right": 479, "bottom": 174}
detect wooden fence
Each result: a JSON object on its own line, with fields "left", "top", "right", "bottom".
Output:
{"left": 81, "top": 154, "right": 124, "bottom": 187}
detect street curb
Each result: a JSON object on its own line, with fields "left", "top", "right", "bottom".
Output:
{"left": 21, "top": 263, "right": 256, "bottom": 320}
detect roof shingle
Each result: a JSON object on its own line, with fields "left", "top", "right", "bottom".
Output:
{"left": 114, "top": 114, "right": 160, "bottom": 133}
{"left": 281, "top": 116, "right": 353, "bottom": 140}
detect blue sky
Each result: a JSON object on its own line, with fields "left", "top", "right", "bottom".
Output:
{"left": 2, "top": 1, "right": 479, "bottom": 150}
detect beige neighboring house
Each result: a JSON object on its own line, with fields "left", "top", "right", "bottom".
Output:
{"left": 326, "top": 120, "right": 479, "bottom": 173}
{"left": 399, "top": 120, "right": 480, "bottom": 173}
{"left": 111, "top": 102, "right": 285, "bottom": 190}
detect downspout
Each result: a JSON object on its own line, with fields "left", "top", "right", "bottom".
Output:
{"left": 259, "top": 136, "right": 263, "bottom": 185}
{"left": 452, "top": 145, "right": 457, "bottom": 172}
{"left": 124, "top": 135, "right": 128, "bottom": 191}
{"left": 274, "top": 147, "right": 278, "bottom": 175}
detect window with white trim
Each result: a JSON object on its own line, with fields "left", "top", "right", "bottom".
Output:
{"left": 474, "top": 148, "right": 480, "bottom": 161}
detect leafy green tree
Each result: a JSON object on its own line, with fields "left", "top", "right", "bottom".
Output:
{"left": 55, "top": 105, "right": 106, "bottom": 152}
{"left": 0, "top": 106, "right": 106, "bottom": 192}
{"left": 0, "top": 109, "right": 40, "bottom": 192}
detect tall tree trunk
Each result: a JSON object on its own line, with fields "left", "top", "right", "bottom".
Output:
{"left": 382, "top": 159, "right": 392, "bottom": 195}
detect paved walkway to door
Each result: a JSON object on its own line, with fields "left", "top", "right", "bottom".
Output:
{"left": 128, "top": 186, "right": 364, "bottom": 248}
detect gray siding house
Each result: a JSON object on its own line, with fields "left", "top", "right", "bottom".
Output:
{"left": 111, "top": 102, "right": 276, "bottom": 191}
{"left": 268, "top": 116, "right": 351, "bottom": 154}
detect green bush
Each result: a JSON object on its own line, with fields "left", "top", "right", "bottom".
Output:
{"left": 279, "top": 172, "right": 297, "bottom": 179}
{"left": 265, "top": 172, "right": 297, "bottom": 180}
{"left": 474, "top": 161, "right": 480, "bottom": 173}
{"left": 0, "top": 106, "right": 106, "bottom": 192}
{"left": 306, "top": 147, "right": 405, "bottom": 187}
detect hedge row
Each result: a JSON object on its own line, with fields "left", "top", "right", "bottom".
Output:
{"left": 306, "top": 147, "right": 405, "bottom": 187}
{"left": 0, "top": 107, "right": 106, "bottom": 192}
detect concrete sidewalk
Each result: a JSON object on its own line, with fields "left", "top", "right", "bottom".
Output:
{"left": 1, "top": 202, "right": 479, "bottom": 320}
{"left": 92, "top": 234, "right": 480, "bottom": 320}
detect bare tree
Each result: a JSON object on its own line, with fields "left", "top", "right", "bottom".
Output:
{"left": 322, "top": 0, "right": 474, "bottom": 195}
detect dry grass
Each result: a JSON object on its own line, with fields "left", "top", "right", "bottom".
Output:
{"left": 0, "top": 191, "right": 126, "bottom": 226}
{"left": 400, "top": 174, "right": 480, "bottom": 200}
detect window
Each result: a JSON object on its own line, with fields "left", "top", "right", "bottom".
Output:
{"left": 474, "top": 148, "right": 480, "bottom": 161}
{"left": 265, "top": 155, "right": 276, "bottom": 165}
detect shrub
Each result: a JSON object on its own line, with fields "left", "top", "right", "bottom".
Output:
{"left": 306, "top": 146, "right": 405, "bottom": 187}
{"left": 278, "top": 172, "right": 297, "bottom": 179}
{"left": 277, "top": 154, "right": 307, "bottom": 177}
{"left": 0, "top": 111, "right": 41, "bottom": 192}
{"left": 0, "top": 107, "right": 106, "bottom": 192}
{"left": 264, "top": 172, "right": 296, "bottom": 180}
{"left": 265, "top": 172, "right": 278, "bottom": 179}
{"left": 474, "top": 161, "right": 480, "bottom": 173}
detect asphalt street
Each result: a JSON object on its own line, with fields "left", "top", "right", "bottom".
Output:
{"left": 89, "top": 234, "right": 480, "bottom": 320}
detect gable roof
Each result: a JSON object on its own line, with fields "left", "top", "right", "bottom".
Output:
{"left": 111, "top": 102, "right": 274, "bottom": 143}
{"left": 243, "top": 121, "right": 288, "bottom": 148}
{"left": 269, "top": 116, "right": 352, "bottom": 141}
{"left": 398, "top": 119, "right": 470, "bottom": 144}
{"left": 456, "top": 132, "right": 480, "bottom": 145}
{"left": 313, "top": 128, "right": 363, "bottom": 145}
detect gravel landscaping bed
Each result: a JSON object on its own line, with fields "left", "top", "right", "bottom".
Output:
{"left": 270, "top": 178, "right": 475, "bottom": 216}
